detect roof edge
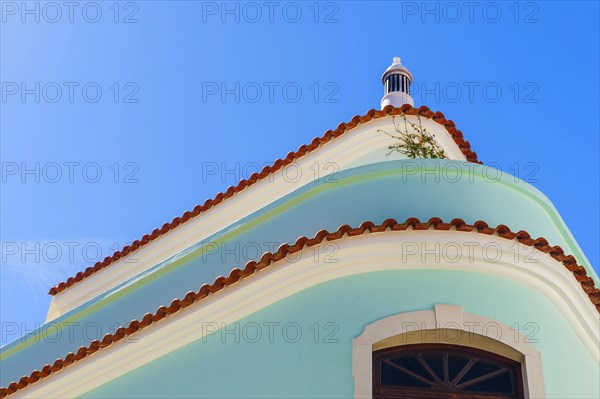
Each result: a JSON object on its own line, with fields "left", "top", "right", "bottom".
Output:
{"left": 48, "top": 104, "right": 481, "bottom": 296}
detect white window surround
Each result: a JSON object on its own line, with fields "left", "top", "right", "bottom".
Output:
{"left": 352, "top": 304, "right": 545, "bottom": 398}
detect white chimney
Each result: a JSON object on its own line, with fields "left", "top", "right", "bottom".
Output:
{"left": 380, "top": 57, "right": 414, "bottom": 109}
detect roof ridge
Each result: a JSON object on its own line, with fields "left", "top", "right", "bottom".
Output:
{"left": 5, "top": 217, "right": 598, "bottom": 398}
{"left": 48, "top": 104, "right": 480, "bottom": 296}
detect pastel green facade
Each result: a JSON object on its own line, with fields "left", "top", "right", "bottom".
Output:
{"left": 78, "top": 270, "right": 599, "bottom": 398}
{"left": 2, "top": 159, "right": 598, "bottom": 397}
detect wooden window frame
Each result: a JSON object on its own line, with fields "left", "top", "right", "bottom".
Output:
{"left": 373, "top": 343, "right": 525, "bottom": 399}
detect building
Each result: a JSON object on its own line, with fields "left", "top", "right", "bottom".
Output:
{"left": 1, "top": 58, "right": 598, "bottom": 399}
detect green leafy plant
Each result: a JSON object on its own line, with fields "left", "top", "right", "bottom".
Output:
{"left": 379, "top": 114, "right": 447, "bottom": 159}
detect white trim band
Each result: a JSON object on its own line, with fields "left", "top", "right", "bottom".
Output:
{"left": 16, "top": 230, "right": 598, "bottom": 398}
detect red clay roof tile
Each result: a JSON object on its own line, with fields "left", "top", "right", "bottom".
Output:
{"left": 3, "top": 217, "right": 598, "bottom": 398}
{"left": 48, "top": 105, "right": 481, "bottom": 296}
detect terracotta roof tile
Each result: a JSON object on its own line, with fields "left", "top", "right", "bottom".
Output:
{"left": 4, "top": 217, "right": 598, "bottom": 398}
{"left": 48, "top": 105, "right": 481, "bottom": 296}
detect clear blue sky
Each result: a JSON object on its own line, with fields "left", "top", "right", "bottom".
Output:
{"left": 1, "top": 1, "right": 598, "bottom": 345}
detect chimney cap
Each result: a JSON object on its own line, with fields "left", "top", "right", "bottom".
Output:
{"left": 381, "top": 56, "right": 413, "bottom": 83}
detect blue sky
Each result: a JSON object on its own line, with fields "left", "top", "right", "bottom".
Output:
{"left": 1, "top": 1, "right": 598, "bottom": 345}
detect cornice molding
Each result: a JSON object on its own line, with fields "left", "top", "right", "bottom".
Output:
{"left": 49, "top": 104, "right": 478, "bottom": 297}
{"left": 4, "top": 219, "right": 598, "bottom": 398}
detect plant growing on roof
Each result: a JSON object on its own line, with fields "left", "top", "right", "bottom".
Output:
{"left": 379, "top": 114, "right": 447, "bottom": 159}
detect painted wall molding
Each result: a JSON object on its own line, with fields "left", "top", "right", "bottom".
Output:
{"left": 47, "top": 115, "right": 466, "bottom": 320}
{"left": 14, "top": 230, "right": 597, "bottom": 398}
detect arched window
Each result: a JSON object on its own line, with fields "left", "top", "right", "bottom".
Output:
{"left": 373, "top": 344, "right": 524, "bottom": 398}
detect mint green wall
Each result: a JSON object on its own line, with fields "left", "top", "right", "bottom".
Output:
{"left": 2, "top": 160, "right": 597, "bottom": 387}
{"left": 79, "top": 270, "right": 599, "bottom": 399}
